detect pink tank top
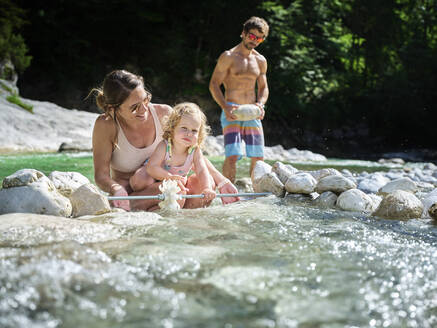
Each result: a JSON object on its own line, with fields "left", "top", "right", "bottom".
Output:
{"left": 111, "top": 104, "right": 163, "bottom": 173}
{"left": 163, "top": 140, "right": 195, "bottom": 176}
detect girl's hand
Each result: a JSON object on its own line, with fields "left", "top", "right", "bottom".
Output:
{"left": 110, "top": 185, "right": 130, "bottom": 211}
{"left": 218, "top": 180, "right": 240, "bottom": 204}
{"left": 202, "top": 188, "right": 216, "bottom": 202}
{"left": 168, "top": 175, "right": 188, "bottom": 192}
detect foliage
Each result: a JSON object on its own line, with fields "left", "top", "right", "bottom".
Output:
{"left": 0, "top": 0, "right": 32, "bottom": 73}
{"left": 6, "top": 94, "right": 33, "bottom": 113}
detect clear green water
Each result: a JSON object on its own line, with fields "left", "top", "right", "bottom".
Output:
{"left": 0, "top": 153, "right": 436, "bottom": 327}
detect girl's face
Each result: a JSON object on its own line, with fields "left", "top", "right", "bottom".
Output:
{"left": 118, "top": 86, "right": 151, "bottom": 122}
{"left": 173, "top": 113, "right": 201, "bottom": 148}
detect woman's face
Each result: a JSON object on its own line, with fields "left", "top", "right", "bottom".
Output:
{"left": 118, "top": 86, "right": 151, "bottom": 122}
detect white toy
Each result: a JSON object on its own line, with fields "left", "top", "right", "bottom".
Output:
{"left": 158, "top": 179, "right": 182, "bottom": 212}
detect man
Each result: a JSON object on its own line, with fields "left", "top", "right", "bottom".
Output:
{"left": 209, "top": 16, "right": 269, "bottom": 183}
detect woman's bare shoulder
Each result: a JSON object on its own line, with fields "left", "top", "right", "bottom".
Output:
{"left": 94, "top": 113, "right": 116, "bottom": 135}
{"left": 153, "top": 103, "right": 173, "bottom": 119}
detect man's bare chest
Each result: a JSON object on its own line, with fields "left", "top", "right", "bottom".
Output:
{"left": 229, "top": 56, "right": 261, "bottom": 77}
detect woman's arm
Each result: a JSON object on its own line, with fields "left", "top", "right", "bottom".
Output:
{"left": 92, "top": 115, "right": 130, "bottom": 210}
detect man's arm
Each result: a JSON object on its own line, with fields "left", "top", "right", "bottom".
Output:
{"left": 209, "top": 52, "right": 237, "bottom": 120}
{"left": 256, "top": 57, "right": 269, "bottom": 120}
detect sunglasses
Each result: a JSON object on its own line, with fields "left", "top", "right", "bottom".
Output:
{"left": 247, "top": 32, "right": 265, "bottom": 43}
{"left": 130, "top": 92, "right": 152, "bottom": 113}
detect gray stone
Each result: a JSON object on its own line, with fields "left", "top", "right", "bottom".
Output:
{"left": 429, "top": 203, "right": 437, "bottom": 220}
{"left": 373, "top": 190, "right": 423, "bottom": 220}
{"left": 336, "top": 189, "right": 376, "bottom": 213}
{"left": 2, "top": 169, "right": 44, "bottom": 188}
{"left": 253, "top": 172, "right": 285, "bottom": 198}
{"left": 378, "top": 177, "right": 417, "bottom": 195}
{"left": 272, "top": 161, "right": 298, "bottom": 184}
{"left": 49, "top": 171, "right": 90, "bottom": 197}
{"left": 0, "top": 171, "right": 72, "bottom": 217}
{"left": 70, "top": 183, "right": 111, "bottom": 217}
{"left": 285, "top": 172, "right": 317, "bottom": 194}
{"left": 316, "top": 175, "right": 357, "bottom": 194}
{"left": 313, "top": 191, "right": 337, "bottom": 208}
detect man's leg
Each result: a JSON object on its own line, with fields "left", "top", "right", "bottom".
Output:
{"left": 250, "top": 157, "right": 264, "bottom": 178}
{"left": 223, "top": 155, "right": 239, "bottom": 183}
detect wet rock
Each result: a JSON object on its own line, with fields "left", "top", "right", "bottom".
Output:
{"left": 285, "top": 173, "right": 317, "bottom": 194}
{"left": 251, "top": 161, "right": 272, "bottom": 182}
{"left": 0, "top": 169, "right": 72, "bottom": 217}
{"left": 313, "top": 191, "right": 337, "bottom": 208}
{"left": 336, "top": 189, "right": 376, "bottom": 213}
{"left": 283, "top": 193, "right": 316, "bottom": 205}
{"left": 0, "top": 213, "right": 122, "bottom": 246}
{"left": 233, "top": 104, "right": 261, "bottom": 121}
{"left": 378, "top": 158, "right": 405, "bottom": 165}
{"left": 429, "top": 203, "right": 437, "bottom": 220}
{"left": 378, "top": 177, "right": 417, "bottom": 195}
{"left": 253, "top": 172, "right": 285, "bottom": 197}
{"left": 272, "top": 161, "right": 298, "bottom": 184}
{"left": 234, "top": 177, "right": 253, "bottom": 193}
{"left": 49, "top": 171, "right": 90, "bottom": 197}
{"left": 2, "top": 168, "right": 43, "bottom": 188}
{"left": 357, "top": 173, "right": 390, "bottom": 194}
{"left": 70, "top": 183, "right": 111, "bottom": 217}
{"left": 421, "top": 189, "right": 437, "bottom": 218}
{"left": 307, "top": 168, "right": 342, "bottom": 182}
{"left": 373, "top": 190, "right": 423, "bottom": 220}
{"left": 315, "top": 175, "right": 356, "bottom": 194}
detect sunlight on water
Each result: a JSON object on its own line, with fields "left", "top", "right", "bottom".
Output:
{"left": 1, "top": 197, "right": 437, "bottom": 327}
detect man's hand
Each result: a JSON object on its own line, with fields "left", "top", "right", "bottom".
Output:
{"left": 255, "top": 103, "right": 265, "bottom": 120}
{"left": 223, "top": 103, "right": 239, "bottom": 121}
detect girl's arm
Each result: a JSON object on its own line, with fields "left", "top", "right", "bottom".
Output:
{"left": 146, "top": 141, "right": 188, "bottom": 191}
{"left": 193, "top": 149, "right": 216, "bottom": 201}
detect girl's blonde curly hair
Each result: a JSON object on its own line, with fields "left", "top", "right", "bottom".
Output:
{"left": 162, "top": 102, "right": 211, "bottom": 149}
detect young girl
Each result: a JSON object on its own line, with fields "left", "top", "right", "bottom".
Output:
{"left": 140, "top": 102, "right": 216, "bottom": 208}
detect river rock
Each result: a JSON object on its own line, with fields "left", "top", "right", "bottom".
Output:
{"left": 234, "top": 177, "right": 253, "bottom": 193}
{"left": 378, "top": 177, "right": 417, "bottom": 195}
{"left": 421, "top": 189, "right": 437, "bottom": 218}
{"left": 315, "top": 175, "right": 356, "bottom": 194}
{"left": 272, "top": 161, "right": 298, "bottom": 184}
{"left": 429, "top": 203, "right": 437, "bottom": 219}
{"left": 336, "top": 189, "right": 376, "bottom": 213}
{"left": 49, "top": 171, "right": 90, "bottom": 197}
{"left": 357, "top": 173, "right": 390, "bottom": 194}
{"left": 313, "top": 191, "right": 337, "bottom": 208}
{"left": 253, "top": 172, "right": 285, "bottom": 197}
{"left": 233, "top": 104, "right": 261, "bottom": 121}
{"left": 373, "top": 190, "right": 423, "bottom": 220}
{"left": 307, "top": 168, "right": 342, "bottom": 182}
{"left": 0, "top": 169, "right": 72, "bottom": 217}
{"left": 251, "top": 161, "right": 272, "bottom": 182}
{"left": 70, "top": 183, "right": 111, "bottom": 217}
{"left": 285, "top": 172, "right": 317, "bottom": 194}
{"left": 2, "top": 168, "right": 43, "bottom": 188}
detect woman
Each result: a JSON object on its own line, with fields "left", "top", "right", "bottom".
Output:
{"left": 91, "top": 70, "right": 239, "bottom": 211}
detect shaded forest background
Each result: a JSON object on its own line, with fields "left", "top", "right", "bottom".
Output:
{"left": 2, "top": 0, "right": 437, "bottom": 160}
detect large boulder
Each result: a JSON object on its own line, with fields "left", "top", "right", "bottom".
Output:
{"left": 49, "top": 171, "right": 90, "bottom": 197}
{"left": 373, "top": 190, "right": 423, "bottom": 220}
{"left": 285, "top": 172, "right": 317, "bottom": 194}
{"left": 357, "top": 173, "right": 390, "bottom": 194}
{"left": 378, "top": 177, "right": 417, "bottom": 195}
{"left": 315, "top": 175, "right": 356, "bottom": 194}
{"left": 272, "top": 161, "right": 297, "bottom": 184}
{"left": 70, "top": 183, "right": 111, "bottom": 217}
{"left": 253, "top": 172, "right": 285, "bottom": 197}
{"left": 313, "top": 191, "right": 337, "bottom": 208}
{"left": 0, "top": 169, "right": 72, "bottom": 217}
{"left": 336, "top": 189, "right": 377, "bottom": 213}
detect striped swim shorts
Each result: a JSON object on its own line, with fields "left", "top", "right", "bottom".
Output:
{"left": 220, "top": 102, "right": 264, "bottom": 160}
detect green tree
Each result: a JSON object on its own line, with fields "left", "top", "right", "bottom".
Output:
{"left": 0, "top": 0, "right": 31, "bottom": 74}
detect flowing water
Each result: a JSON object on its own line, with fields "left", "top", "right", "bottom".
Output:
{"left": 0, "top": 153, "right": 436, "bottom": 327}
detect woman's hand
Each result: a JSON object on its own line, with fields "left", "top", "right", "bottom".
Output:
{"left": 202, "top": 188, "right": 216, "bottom": 202}
{"left": 217, "top": 180, "right": 240, "bottom": 204}
{"left": 110, "top": 185, "right": 130, "bottom": 211}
